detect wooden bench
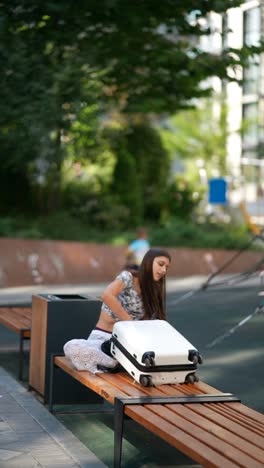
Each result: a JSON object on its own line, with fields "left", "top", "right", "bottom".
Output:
{"left": 50, "top": 355, "right": 264, "bottom": 468}
{"left": 0, "top": 306, "right": 31, "bottom": 380}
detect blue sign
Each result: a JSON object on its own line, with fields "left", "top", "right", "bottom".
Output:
{"left": 208, "top": 178, "right": 227, "bottom": 204}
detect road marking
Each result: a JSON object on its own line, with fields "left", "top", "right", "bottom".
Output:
{"left": 206, "top": 304, "right": 264, "bottom": 349}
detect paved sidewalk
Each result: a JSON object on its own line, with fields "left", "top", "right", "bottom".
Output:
{"left": 0, "top": 273, "right": 262, "bottom": 306}
{"left": 0, "top": 367, "right": 106, "bottom": 468}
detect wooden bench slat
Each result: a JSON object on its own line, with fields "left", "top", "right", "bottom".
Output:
{"left": 146, "top": 382, "right": 264, "bottom": 462}
{"left": 101, "top": 373, "right": 252, "bottom": 467}
{"left": 226, "top": 402, "right": 264, "bottom": 425}
{"left": 227, "top": 401, "right": 264, "bottom": 424}
{"left": 105, "top": 369, "right": 264, "bottom": 445}
{"left": 0, "top": 314, "right": 31, "bottom": 330}
{"left": 8, "top": 310, "right": 31, "bottom": 326}
{"left": 54, "top": 356, "right": 264, "bottom": 468}
{"left": 196, "top": 381, "right": 264, "bottom": 424}
{"left": 106, "top": 370, "right": 264, "bottom": 461}
{"left": 186, "top": 401, "right": 264, "bottom": 449}
{"left": 54, "top": 357, "right": 129, "bottom": 404}
{"left": 116, "top": 376, "right": 264, "bottom": 467}
{"left": 149, "top": 405, "right": 262, "bottom": 468}
{"left": 216, "top": 400, "right": 264, "bottom": 426}
{"left": 0, "top": 306, "right": 32, "bottom": 379}
{"left": 56, "top": 360, "right": 239, "bottom": 466}
{"left": 196, "top": 381, "right": 223, "bottom": 394}
{"left": 182, "top": 382, "right": 264, "bottom": 434}
{"left": 155, "top": 384, "right": 264, "bottom": 464}
{"left": 0, "top": 314, "right": 30, "bottom": 335}
{"left": 100, "top": 371, "right": 165, "bottom": 397}
{"left": 180, "top": 380, "right": 264, "bottom": 431}
{"left": 0, "top": 307, "right": 31, "bottom": 316}
{"left": 168, "top": 397, "right": 264, "bottom": 464}
{"left": 0, "top": 308, "right": 31, "bottom": 332}
{"left": 212, "top": 402, "right": 264, "bottom": 435}
{"left": 204, "top": 402, "right": 264, "bottom": 437}
{"left": 123, "top": 398, "right": 240, "bottom": 468}
{"left": 114, "top": 371, "right": 195, "bottom": 398}
{"left": 13, "top": 308, "right": 32, "bottom": 319}
{"left": 217, "top": 401, "right": 264, "bottom": 428}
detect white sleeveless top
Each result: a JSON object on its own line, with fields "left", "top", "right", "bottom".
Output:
{"left": 101, "top": 270, "right": 145, "bottom": 321}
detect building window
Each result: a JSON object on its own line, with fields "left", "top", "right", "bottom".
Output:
{"left": 243, "top": 6, "right": 261, "bottom": 47}
{"left": 243, "top": 7, "right": 261, "bottom": 95}
{"left": 242, "top": 102, "right": 259, "bottom": 147}
{"left": 243, "top": 59, "right": 260, "bottom": 95}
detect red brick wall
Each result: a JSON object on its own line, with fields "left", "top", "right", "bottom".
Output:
{"left": 0, "top": 237, "right": 262, "bottom": 287}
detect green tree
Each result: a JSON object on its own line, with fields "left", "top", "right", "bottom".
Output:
{"left": 0, "top": 1, "right": 262, "bottom": 214}
{"left": 105, "top": 122, "right": 170, "bottom": 224}
{"left": 160, "top": 97, "right": 230, "bottom": 182}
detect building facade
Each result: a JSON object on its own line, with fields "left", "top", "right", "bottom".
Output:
{"left": 227, "top": 1, "right": 264, "bottom": 205}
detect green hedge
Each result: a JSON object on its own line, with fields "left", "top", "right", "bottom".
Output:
{"left": 0, "top": 213, "right": 262, "bottom": 251}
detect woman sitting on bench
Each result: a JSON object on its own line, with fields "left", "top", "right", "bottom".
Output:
{"left": 64, "top": 248, "right": 171, "bottom": 373}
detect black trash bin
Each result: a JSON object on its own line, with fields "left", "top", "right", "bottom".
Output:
{"left": 29, "top": 293, "right": 103, "bottom": 404}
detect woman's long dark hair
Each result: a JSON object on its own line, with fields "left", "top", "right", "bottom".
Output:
{"left": 136, "top": 248, "right": 171, "bottom": 320}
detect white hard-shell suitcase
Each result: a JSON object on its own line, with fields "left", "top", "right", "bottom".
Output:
{"left": 110, "top": 320, "right": 203, "bottom": 387}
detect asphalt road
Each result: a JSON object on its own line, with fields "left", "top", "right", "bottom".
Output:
{"left": 0, "top": 274, "right": 263, "bottom": 412}
{"left": 166, "top": 280, "right": 264, "bottom": 412}
{"left": 0, "top": 274, "right": 263, "bottom": 467}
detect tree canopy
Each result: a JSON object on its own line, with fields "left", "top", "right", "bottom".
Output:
{"left": 1, "top": 1, "right": 253, "bottom": 116}
{"left": 0, "top": 1, "right": 263, "bottom": 220}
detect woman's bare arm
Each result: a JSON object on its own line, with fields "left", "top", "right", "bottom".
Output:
{"left": 101, "top": 278, "right": 133, "bottom": 321}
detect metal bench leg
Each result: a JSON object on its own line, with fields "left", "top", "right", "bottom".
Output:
{"left": 19, "top": 331, "right": 24, "bottom": 381}
{"left": 114, "top": 398, "right": 125, "bottom": 468}
{"left": 19, "top": 330, "right": 30, "bottom": 381}
{"left": 113, "top": 394, "right": 241, "bottom": 467}
{"left": 49, "top": 354, "right": 56, "bottom": 413}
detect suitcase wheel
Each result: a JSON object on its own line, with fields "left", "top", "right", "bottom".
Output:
{"left": 143, "top": 356, "right": 155, "bottom": 367}
{"left": 198, "top": 353, "right": 203, "bottom": 365}
{"left": 185, "top": 373, "right": 195, "bottom": 384}
{"left": 192, "top": 355, "right": 198, "bottom": 365}
{"left": 142, "top": 352, "right": 155, "bottom": 367}
{"left": 188, "top": 349, "right": 198, "bottom": 364}
{"left": 140, "top": 375, "right": 153, "bottom": 387}
{"left": 188, "top": 350, "right": 203, "bottom": 366}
